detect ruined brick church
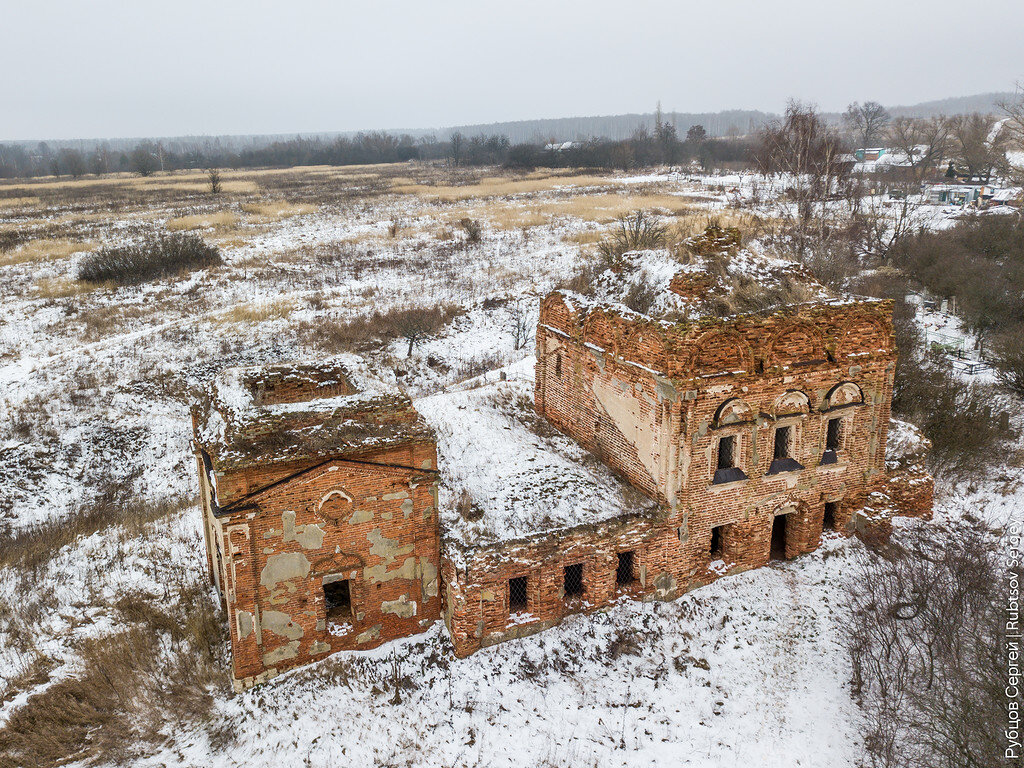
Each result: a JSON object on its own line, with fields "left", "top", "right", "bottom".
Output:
{"left": 192, "top": 232, "right": 933, "bottom": 689}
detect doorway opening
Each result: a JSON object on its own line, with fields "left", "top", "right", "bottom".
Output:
{"left": 770, "top": 515, "right": 788, "bottom": 560}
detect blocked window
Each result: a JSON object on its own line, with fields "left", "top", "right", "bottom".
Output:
{"left": 563, "top": 563, "right": 584, "bottom": 598}
{"left": 823, "top": 501, "right": 838, "bottom": 531}
{"left": 826, "top": 418, "right": 842, "bottom": 451}
{"left": 509, "top": 576, "right": 528, "bottom": 612}
{"left": 709, "top": 525, "right": 724, "bottom": 558}
{"left": 324, "top": 578, "right": 352, "bottom": 620}
{"left": 616, "top": 551, "right": 636, "bottom": 586}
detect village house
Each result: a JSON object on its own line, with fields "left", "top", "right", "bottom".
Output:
{"left": 192, "top": 228, "right": 934, "bottom": 689}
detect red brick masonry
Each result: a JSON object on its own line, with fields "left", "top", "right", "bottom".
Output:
{"left": 441, "top": 293, "right": 933, "bottom": 657}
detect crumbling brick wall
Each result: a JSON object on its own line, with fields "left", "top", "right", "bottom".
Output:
{"left": 196, "top": 438, "right": 440, "bottom": 690}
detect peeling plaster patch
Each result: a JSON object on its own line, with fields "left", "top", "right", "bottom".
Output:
{"left": 356, "top": 624, "right": 382, "bottom": 644}
{"left": 420, "top": 557, "right": 439, "bottom": 600}
{"left": 263, "top": 641, "right": 299, "bottom": 666}
{"left": 260, "top": 552, "right": 311, "bottom": 588}
{"left": 401, "top": 498, "right": 414, "bottom": 518}
{"left": 593, "top": 376, "right": 659, "bottom": 482}
{"left": 348, "top": 507, "right": 373, "bottom": 525}
{"left": 236, "top": 611, "right": 254, "bottom": 639}
{"left": 382, "top": 490, "right": 410, "bottom": 501}
{"left": 677, "top": 514, "right": 689, "bottom": 543}
{"left": 654, "top": 572, "right": 677, "bottom": 599}
{"left": 365, "top": 555, "right": 417, "bottom": 584}
{"left": 281, "top": 511, "right": 325, "bottom": 550}
{"left": 262, "top": 611, "right": 304, "bottom": 640}
{"left": 480, "top": 589, "right": 496, "bottom": 602}
{"left": 310, "top": 640, "right": 330, "bottom": 655}
{"left": 382, "top": 594, "right": 418, "bottom": 618}
{"left": 368, "top": 528, "right": 414, "bottom": 566}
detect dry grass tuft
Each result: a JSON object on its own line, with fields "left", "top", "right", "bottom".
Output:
{"left": 32, "top": 277, "right": 104, "bottom": 299}
{"left": 214, "top": 298, "right": 298, "bottom": 326}
{"left": 240, "top": 200, "right": 317, "bottom": 223}
{"left": 166, "top": 210, "right": 238, "bottom": 232}
{"left": 0, "top": 196, "right": 41, "bottom": 208}
{"left": 0, "top": 238, "right": 94, "bottom": 267}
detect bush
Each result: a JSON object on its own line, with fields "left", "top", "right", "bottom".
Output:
{"left": 458, "top": 218, "right": 483, "bottom": 244}
{"left": 597, "top": 210, "right": 667, "bottom": 260}
{"left": 314, "top": 304, "right": 462, "bottom": 357}
{"left": 77, "top": 232, "right": 222, "bottom": 285}
{"left": 847, "top": 523, "right": 1012, "bottom": 768}
{"left": 990, "top": 324, "right": 1024, "bottom": 397}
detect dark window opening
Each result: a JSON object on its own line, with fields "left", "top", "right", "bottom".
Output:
{"left": 823, "top": 501, "right": 838, "bottom": 531}
{"left": 616, "top": 551, "right": 636, "bottom": 587}
{"left": 770, "top": 515, "right": 787, "bottom": 560}
{"left": 713, "top": 435, "right": 748, "bottom": 484}
{"left": 709, "top": 525, "right": 724, "bottom": 559}
{"left": 509, "top": 576, "right": 528, "bottom": 613}
{"left": 718, "top": 435, "right": 735, "bottom": 468}
{"left": 324, "top": 578, "right": 352, "bottom": 620}
{"left": 768, "top": 425, "right": 804, "bottom": 474}
{"left": 822, "top": 418, "right": 842, "bottom": 464}
{"left": 563, "top": 563, "right": 584, "bottom": 598}
{"left": 554, "top": 353, "right": 562, "bottom": 379}
{"left": 773, "top": 426, "right": 791, "bottom": 460}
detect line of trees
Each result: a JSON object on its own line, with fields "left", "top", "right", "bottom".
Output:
{"left": 0, "top": 121, "right": 756, "bottom": 179}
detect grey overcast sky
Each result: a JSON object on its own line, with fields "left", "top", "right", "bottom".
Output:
{"left": 3, "top": 0, "right": 1023, "bottom": 141}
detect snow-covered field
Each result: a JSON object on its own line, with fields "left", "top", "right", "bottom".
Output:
{"left": 0, "top": 165, "right": 1020, "bottom": 767}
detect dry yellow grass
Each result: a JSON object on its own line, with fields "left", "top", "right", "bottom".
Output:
{"left": 240, "top": 201, "right": 317, "bottom": 223}
{"left": 166, "top": 211, "right": 238, "bottom": 232}
{"left": 32, "top": 277, "right": 104, "bottom": 298}
{"left": 0, "top": 238, "right": 94, "bottom": 267}
{"left": 0, "top": 196, "right": 40, "bottom": 208}
{"left": 391, "top": 171, "right": 612, "bottom": 201}
{"left": 213, "top": 298, "right": 297, "bottom": 326}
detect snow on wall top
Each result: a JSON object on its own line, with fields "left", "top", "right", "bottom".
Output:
{"left": 194, "top": 355, "right": 434, "bottom": 472}
{"left": 416, "top": 361, "right": 658, "bottom": 554}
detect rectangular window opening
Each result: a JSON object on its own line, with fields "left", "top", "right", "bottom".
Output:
{"left": 616, "top": 551, "right": 636, "bottom": 587}
{"left": 563, "top": 563, "right": 584, "bottom": 599}
{"left": 717, "top": 435, "right": 736, "bottom": 470}
{"left": 826, "top": 418, "right": 842, "bottom": 452}
{"left": 773, "top": 426, "right": 791, "bottom": 460}
{"left": 509, "top": 576, "right": 528, "bottom": 613}
{"left": 710, "top": 525, "right": 724, "bottom": 559}
{"left": 324, "top": 578, "right": 352, "bottom": 620}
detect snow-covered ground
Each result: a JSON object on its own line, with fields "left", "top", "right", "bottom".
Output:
{"left": 1, "top": 165, "right": 1021, "bottom": 767}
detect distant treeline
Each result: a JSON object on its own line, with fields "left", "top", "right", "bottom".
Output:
{"left": 0, "top": 123, "right": 755, "bottom": 179}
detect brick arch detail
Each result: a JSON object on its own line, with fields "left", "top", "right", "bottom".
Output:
{"left": 687, "top": 329, "right": 755, "bottom": 378}
{"left": 837, "top": 315, "right": 891, "bottom": 358}
{"left": 764, "top": 320, "right": 827, "bottom": 368}
{"left": 823, "top": 381, "right": 865, "bottom": 410}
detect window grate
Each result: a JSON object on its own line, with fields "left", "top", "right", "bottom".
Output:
{"left": 563, "top": 563, "right": 584, "bottom": 598}
{"left": 826, "top": 418, "right": 842, "bottom": 452}
{"left": 773, "top": 426, "right": 791, "bottom": 460}
{"left": 509, "top": 576, "right": 528, "bottom": 612}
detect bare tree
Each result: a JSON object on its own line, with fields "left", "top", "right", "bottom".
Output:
{"left": 449, "top": 132, "right": 464, "bottom": 166}
{"left": 997, "top": 88, "right": 1024, "bottom": 185}
{"left": 885, "top": 116, "right": 951, "bottom": 179}
{"left": 844, "top": 101, "right": 891, "bottom": 148}
{"left": 207, "top": 168, "right": 223, "bottom": 194}
{"left": 754, "top": 101, "right": 849, "bottom": 261}
{"left": 507, "top": 298, "right": 535, "bottom": 351}
{"left": 948, "top": 113, "right": 1010, "bottom": 182}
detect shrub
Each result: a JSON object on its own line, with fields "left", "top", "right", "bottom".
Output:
{"left": 77, "top": 232, "right": 222, "bottom": 285}
{"left": 847, "top": 523, "right": 1011, "bottom": 768}
{"left": 313, "top": 304, "right": 461, "bottom": 357}
{"left": 597, "top": 210, "right": 667, "bottom": 260}
{"left": 458, "top": 218, "right": 483, "bottom": 244}
{"left": 990, "top": 324, "right": 1024, "bottom": 397}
